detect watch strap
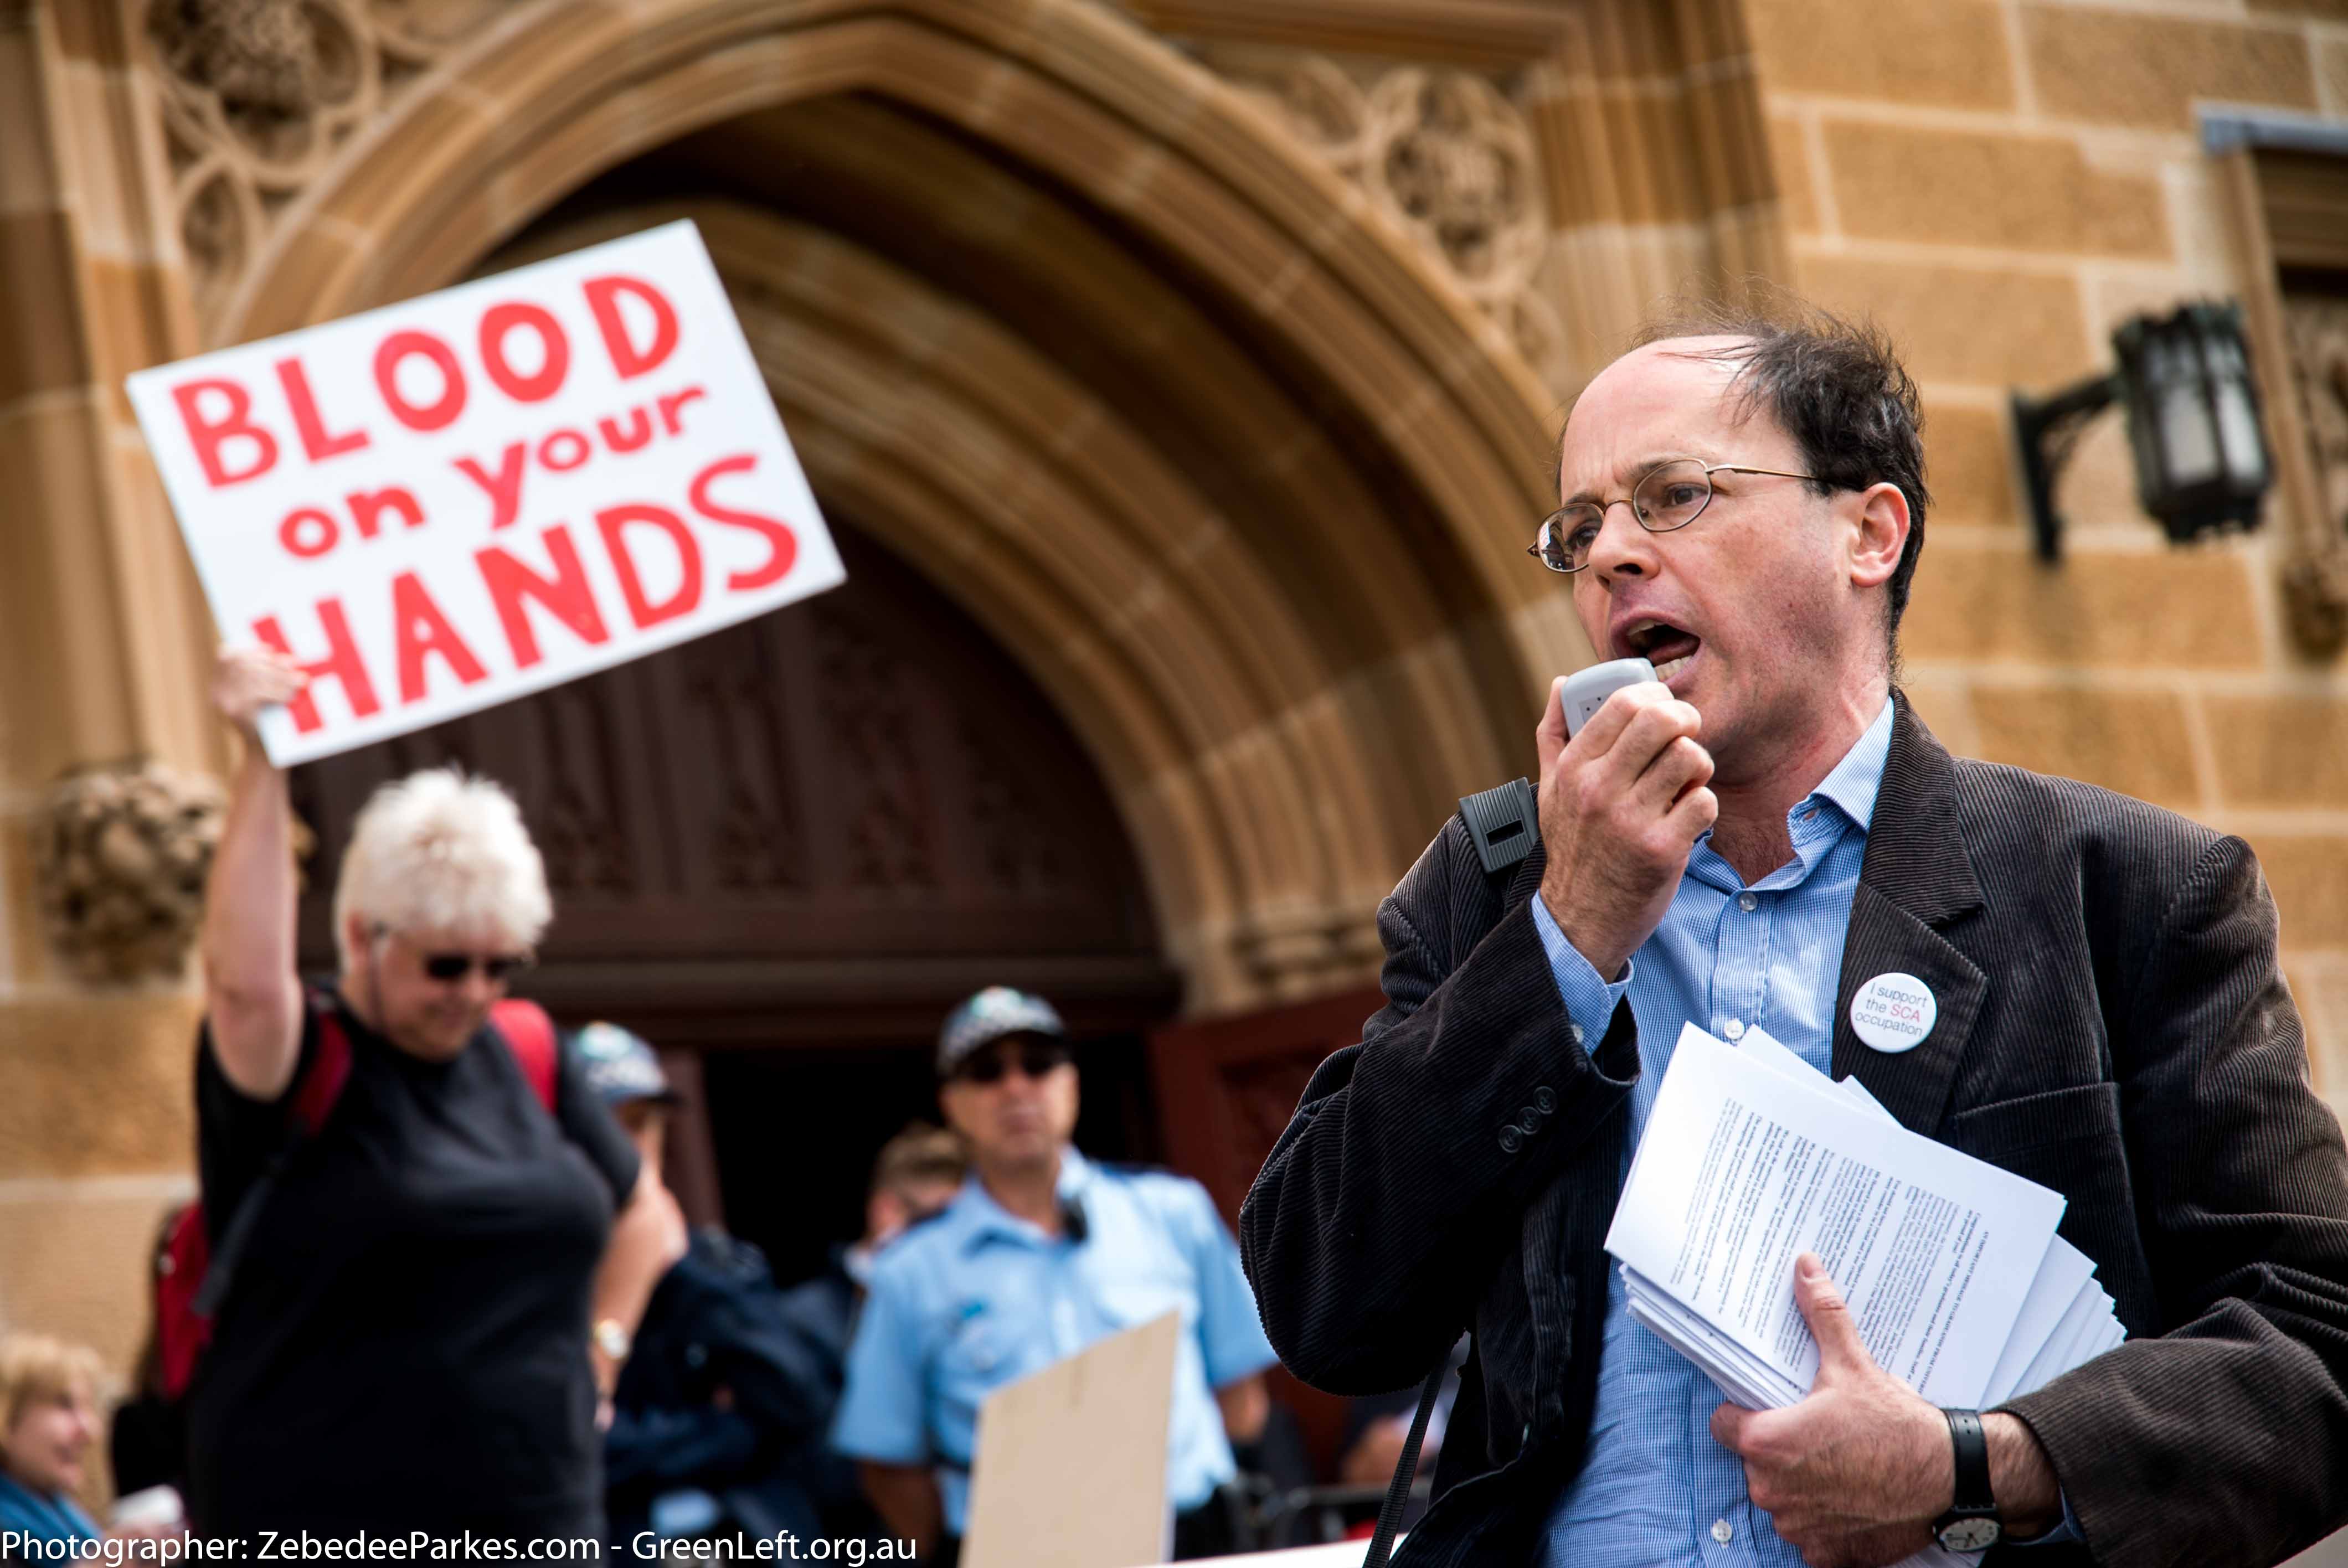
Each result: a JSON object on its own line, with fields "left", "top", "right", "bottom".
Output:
{"left": 1943, "top": 1409, "right": 1994, "bottom": 1515}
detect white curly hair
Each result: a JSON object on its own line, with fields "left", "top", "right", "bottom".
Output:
{"left": 331, "top": 767, "right": 551, "bottom": 968}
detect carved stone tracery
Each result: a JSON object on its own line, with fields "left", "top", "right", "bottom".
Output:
{"left": 1208, "top": 50, "right": 1559, "bottom": 378}
{"left": 145, "top": 0, "right": 511, "bottom": 325}
{"left": 2282, "top": 294, "right": 2348, "bottom": 656}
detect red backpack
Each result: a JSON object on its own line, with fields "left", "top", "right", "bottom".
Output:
{"left": 155, "top": 997, "right": 558, "bottom": 1399}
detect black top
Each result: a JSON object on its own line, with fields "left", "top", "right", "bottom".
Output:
{"left": 188, "top": 989, "right": 639, "bottom": 1537}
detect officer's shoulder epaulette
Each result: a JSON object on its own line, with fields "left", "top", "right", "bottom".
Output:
{"left": 1093, "top": 1159, "right": 1175, "bottom": 1181}
{"left": 881, "top": 1204, "right": 956, "bottom": 1251}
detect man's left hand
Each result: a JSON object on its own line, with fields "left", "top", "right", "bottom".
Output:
{"left": 1709, "top": 1254, "right": 1948, "bottom": 1568}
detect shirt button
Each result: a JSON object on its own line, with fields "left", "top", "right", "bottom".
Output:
{"left": 1712, "top": 1519, "right": 1733, "bottom": 1545}
{"left": 1723, "top": 1019, "right": 1745, "bottom": 1041}
{"left": 1738, "top": 892, "right": 1759, "bottom": 912}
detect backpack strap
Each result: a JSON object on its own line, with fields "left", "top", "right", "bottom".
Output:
{"left": 1364, "top": 1363, "right": 1445, "bottom": 1568}
{"left": 1457, "top": 778, "right": 1538, "bottom": 880}
{"left": 288, "top": 1006, "right": 354, "bottom": 1137}
{"left": 193, "top": 1002, "right": 351, "bottom": 1317}
{"left": 491, "top": 998, "right": 559, "bottom": 1112}
{"left": 1362, "top": 784, "right": 1542, "bottom": 1565}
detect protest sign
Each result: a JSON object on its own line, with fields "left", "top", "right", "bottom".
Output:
{"left": 127, "top": 219, "right": 843, "bottom": 765}
{"left": 962, "top": 1311, "right": 1180, "bottom": 1568}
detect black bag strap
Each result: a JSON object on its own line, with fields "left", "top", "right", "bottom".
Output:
{"left": 1362, "top": 1361, "right": 1445, "bottom": 1568}
{"left": 1457, "top": 778, "right": 1538, "bottom": 878}
{"left": 1361, "top": 782, "right": 1539, "bottom": 1566}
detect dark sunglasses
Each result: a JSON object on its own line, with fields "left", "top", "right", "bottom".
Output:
{"left": 956, "top": 1042, "right": 1072, "bottom": 1084}
{"left": 421, "top": 952, "right": 530, "bottom": 984}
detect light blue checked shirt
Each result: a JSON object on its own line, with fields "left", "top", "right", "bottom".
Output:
{"left": 1532, "top": 699, "right": 2072, "bottom": 1564}
{"left": 1537, "top": 701, "right": 1882, "bottom": 1566}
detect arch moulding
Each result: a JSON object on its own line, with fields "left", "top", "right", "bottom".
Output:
{"left": 202, "top": 0, "right": 1595, "bottom": 1010}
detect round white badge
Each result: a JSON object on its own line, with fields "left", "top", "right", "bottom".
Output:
{"left": 1850, "top": 972, "right": 1937, "bottom": 1054}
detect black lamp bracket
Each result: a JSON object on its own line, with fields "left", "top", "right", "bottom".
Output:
{"left": 2011, "top": 371, "right": 2122, "bottom": 562}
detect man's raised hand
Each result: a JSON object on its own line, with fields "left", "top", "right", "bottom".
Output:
{"left": 1536, "top": 677, "right": 1717, "bottom": 980}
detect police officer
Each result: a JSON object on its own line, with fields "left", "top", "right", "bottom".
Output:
{"left": 832, "top": 988, "right": 1279, "bottom": 1562}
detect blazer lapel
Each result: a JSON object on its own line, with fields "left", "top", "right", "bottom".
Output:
{"left": 1831, "top": 696, "right": 1989, "bottom": 1136}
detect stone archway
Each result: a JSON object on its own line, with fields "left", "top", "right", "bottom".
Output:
{"left": 190, "top": 0, "right": 1595, "bottom": 1008}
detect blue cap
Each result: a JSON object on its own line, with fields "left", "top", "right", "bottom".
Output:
{"left": 938, "top": 987, "right": 1067, "bottom": 1077}
{"left": 571, "top": 1021, "right": 680, "bottom": 1107}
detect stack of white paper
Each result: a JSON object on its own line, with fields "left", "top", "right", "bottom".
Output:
{"left": 1606, "top": 1023, "right": 2124, "bottom": 1414}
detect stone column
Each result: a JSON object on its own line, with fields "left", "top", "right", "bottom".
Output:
{"left": 0, "top": 0, "right": 223, "bottom": 1371}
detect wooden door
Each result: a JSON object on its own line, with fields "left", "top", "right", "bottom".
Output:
{"left": 1149, "top": 984, "right": 1388, "bottom": 1477}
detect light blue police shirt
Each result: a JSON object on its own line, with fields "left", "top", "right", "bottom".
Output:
{"left": 1531, "top": 699, "right": 2074, "bottom": 1562}
{"left": 831, "top": 1148, "right": 1279, "bottom": 1536}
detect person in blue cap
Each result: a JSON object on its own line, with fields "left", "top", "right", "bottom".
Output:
{"left": 573, "top": 1023, "right": 839, "bottom": 1552}
{"left": 833, "top": 987, "right": 1280, "bottom": 1562}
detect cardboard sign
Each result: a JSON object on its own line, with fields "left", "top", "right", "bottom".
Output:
{"left": 961, "top": 1311, "right": 1180, "bottom": 1568}
{"left": 128, "top": 220, "right": 843, "bottom": 765}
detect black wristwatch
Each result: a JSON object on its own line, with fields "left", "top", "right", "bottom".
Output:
{"left": 1934, "top": 1409, "right": 2003, "bottom": 1552}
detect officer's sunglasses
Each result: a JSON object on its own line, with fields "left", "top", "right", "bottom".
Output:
{"left": 421, "top": 952, "right": 531, "bottom": 984}
{"left": 956, "top": 1041, "right": 1073, "bottom": 1084}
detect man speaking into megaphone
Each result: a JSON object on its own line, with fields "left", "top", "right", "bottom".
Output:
{"left": 1239, "top": 305, "right": 2348, "bottom": 1568}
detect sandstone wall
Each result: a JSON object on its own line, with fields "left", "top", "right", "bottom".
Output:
{"left": 1748, "top": 0, "right": 2348, "bottom": 1120}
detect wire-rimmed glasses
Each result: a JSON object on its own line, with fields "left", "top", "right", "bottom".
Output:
{"left": 1528, "top": 458, "right": 1824, "bottom": 574}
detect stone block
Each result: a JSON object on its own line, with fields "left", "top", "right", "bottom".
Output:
{"left": 2254, "top": 836, "right": 2348, "bottom": 947}
{"left": 2210, "top": 695, "right": 2348, "bottom": 809}
{"left": 1902, "top": 546, "right": 2262, "bottom": 669}
{"left": 1924, "top": 403, "right": 2017, "bottom": 527}
{"left": 2023, "top": 7, "right": 2315, "bottom": 131}
{"left": 1750, "top": 0, "right": 2015, "bottom": 110}
{"left": 0, "top": 210, "right": 92, "bottom": 406}
{"left": 0, "top": 989, "right": 203, "bottom": 1180}
{"left": 1969, "top": 685, "right": 2200, "bottom": 807}
{"left": 2249, "top": 0, "right": 2348, "bottom": 19}
{"left": 1823, "top": 121, "right": 2168, "bottom": 260}
{"left": 1796, "top": 255, "right": 2089, "bottom": 386}
{"left": 1894, "top": 676, "right": 1978, "bottom": 755}
{"left": 0, "top": 1183, "right": 193, "bottom": 1387}
{"left": 1768, "top": 114, "right": 1820, "bottom": 236}
{"left": 0, "top": 22, "right": 59, "bottom": 216}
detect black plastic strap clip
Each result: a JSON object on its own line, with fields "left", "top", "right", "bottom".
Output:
{"left": 1458, "top": 777, "right": 1538, "bottom": 878}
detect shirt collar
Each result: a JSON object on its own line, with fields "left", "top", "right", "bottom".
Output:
{"left": 955, "top": 1147, "right": 1090, "bottom": 1252}
{"left": 1804, "top": 697, "right": 1896, "bottom": 835}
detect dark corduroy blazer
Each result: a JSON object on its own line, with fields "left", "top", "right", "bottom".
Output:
{"left": 1239, "top": 695, "right": 2348, "bottom": 1567}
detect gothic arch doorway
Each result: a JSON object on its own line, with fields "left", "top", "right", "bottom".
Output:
{"left": 290, "top": 524, "right": 1177, "bottom": 1280}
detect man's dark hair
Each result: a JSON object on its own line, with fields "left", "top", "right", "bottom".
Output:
{"left": 1616, "top": 298, "right": 1931, "bottom": 655}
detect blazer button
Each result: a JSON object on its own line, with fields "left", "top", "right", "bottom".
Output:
{"left": 1499, "top": 1126, "right": 1525, "bottom": 1154}
{"left": 1532, "top": 1086, "right": 1557, "bottom": 1115}
{"left": 1520, "top": 1105, "right": 1542, "bottom": 1129}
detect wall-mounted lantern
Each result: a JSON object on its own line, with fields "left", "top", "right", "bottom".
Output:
{"left": 2011, "top": 301, "right": 2273, "bottom": 561}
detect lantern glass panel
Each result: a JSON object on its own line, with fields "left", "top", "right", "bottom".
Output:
{"left": 2208, "top": 333, "right": 2267, "bottom": 486}
{"left": 2149, "top": 334, "right": 2220, "bottom": 488}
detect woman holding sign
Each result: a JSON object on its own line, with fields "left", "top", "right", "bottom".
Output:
{"left": 181, "top": 646, "right": 686, "bottom": 1541}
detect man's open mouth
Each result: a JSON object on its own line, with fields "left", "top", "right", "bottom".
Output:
{"left": 1619, "top": 618, "right": 1702, "bottom": 685}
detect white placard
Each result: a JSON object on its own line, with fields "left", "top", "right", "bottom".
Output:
{"left": 128, "top": 220, "right": 844, "bottom": 765}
